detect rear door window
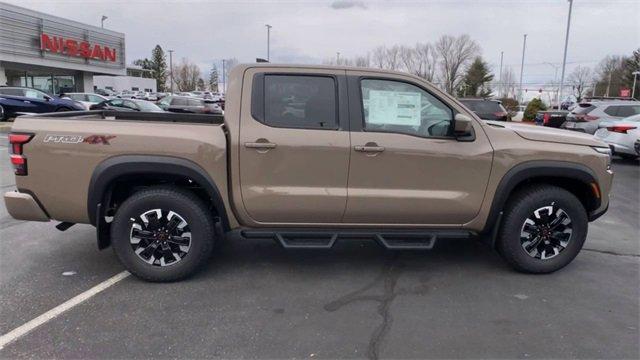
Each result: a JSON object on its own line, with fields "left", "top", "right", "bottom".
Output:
{"left": 187, "top": 98, "right": 204, "bottom": 106}
{"left": 604, "top": 106, "right": 619, "bottom": 116}
{"left": 0, "top": 88, "right": 25, "bottom": 96}
{"left": 171, "top": 97, "right": 188, "bottom": 106}
{"left": 263, "top": 75, "right": 337, "bottom": 129}
{"left": 616, "top": 105, "right": 640, "bottom": 117}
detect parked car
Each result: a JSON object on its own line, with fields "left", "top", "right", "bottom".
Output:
{"left": 157, "top": 95, "right": 223, "bottom": 114}
{"left": 190, "top": 91, "right": 205, "bottom": 98}
{"left": 562, "top": 100, "right": 640, "bottom": 134}
{"left": 0, "top": 86, "right": 85, "bottom": 120}
{"left": 61, "top": 93, "right": 109, "bottom": 110}
{"left": 534, "top": 110, "right": 569, "bottom": 128}
{"left": 94, "top": 88, "right": 118, "bottom": 98}
{"left": 90, "top": 98, "right": 165, "bottom": 112}
{"left": 594, "top": 114, "right": 640, "bottom": 159}
{"left": 458, "top": 98, "right": 510, "bottom": 121}
{"left": 117, "top": 90, "right": 137, "bottom": 99}
{"left": 5, "top": 64, "right": 612, "bottom": 282}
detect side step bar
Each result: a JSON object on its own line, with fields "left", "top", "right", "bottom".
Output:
{"left": 240, "top": 229, "right": 471, "bottom": 250}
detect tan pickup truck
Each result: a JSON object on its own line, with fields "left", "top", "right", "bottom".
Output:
{"left": 5, "top": 64, "right": 613, "bottom": 281}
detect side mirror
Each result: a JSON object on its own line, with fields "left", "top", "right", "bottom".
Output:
{"left": 454, "top": 113, "right": 475, "bottom": 141}
{"left": 44, "top": 95, "right": 53, "bottom": 101}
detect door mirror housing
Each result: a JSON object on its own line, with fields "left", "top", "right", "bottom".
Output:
{"left": 454, "top": 113, "right": 475, "bottom": 141}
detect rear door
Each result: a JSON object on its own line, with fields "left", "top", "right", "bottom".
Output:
{"left": 238, "top": 69, "right": 350, "bottom": 223}
{"left": 343, "top": 72, "right": 493, "bottom": 225}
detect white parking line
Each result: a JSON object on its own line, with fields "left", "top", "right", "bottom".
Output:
{"left": 0, "top": 271, "right": 130, "bottom": 350}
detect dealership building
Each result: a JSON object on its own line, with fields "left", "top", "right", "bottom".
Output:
{"left": 0, "top": 2, "right": 155, "bottom": 94}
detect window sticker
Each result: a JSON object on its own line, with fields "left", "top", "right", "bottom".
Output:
{"left": 367, "top": 90, "right": 421, "bottom": 126}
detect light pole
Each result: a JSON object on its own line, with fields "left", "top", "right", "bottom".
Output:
{"left": 544, "top": 62, "right": 560, "bottom": 108}
{"left": 336, "top": 52, "right": 340, "bottom": 64}
{"left": 101, "top": 15, "right": 108, "bottom": 29}
{"left": 265, "top": 24, "right": 272, "bottom": 62}
{"left": 498, "top": 51, "right": 503, "bottom": 97}
{"left": 168, "top": 50, "right": 174, "bottom": 93}
{"left": 632, "top": 71, "right": 640, "bottom": 99}
{"left": 222, "top": 59, "right": 226, "bottom": 94}
{"left": 518, "top": 34, "right": 527, "bottom": 104}
{"left": 558, "top": 0, "right": 574, "bottom": 109}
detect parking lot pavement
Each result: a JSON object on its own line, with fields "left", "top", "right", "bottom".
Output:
{"left": 0, "top": 132, "right": 638, "bottom": 358}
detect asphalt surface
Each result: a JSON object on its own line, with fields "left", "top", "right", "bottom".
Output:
{"left": 0, "top": 132, "right": 638, "bottom": 359}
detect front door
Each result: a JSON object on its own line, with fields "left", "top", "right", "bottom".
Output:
{"left": 344, "top": 73, "right": 493, "bottom": 225}
{"left": 239, "top": 70, "right": 350, "bottom": 224}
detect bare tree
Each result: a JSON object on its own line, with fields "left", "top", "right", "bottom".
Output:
{"left": 567, "top": 66, "right": 593, "bottom": 101}
{"left": 370, "top": 45, "right": 401, "bottom": 70}
{"left": 415, "top": 43, "right": 437, "bottom": 81}
{"left": 353, "top": 54, "right": 370, "bottom": 67}
{"left": 385, "top": 45, "right": 401, "bottom": 70}
{"left": 399, "top": 45, "right": 420, "bottom": 75}
{"left": 173, "top": 58, "right": 201, "bottom": 91}
{"left": 434, "top": 34, "right": 480, "bottom": 94}
{"left": 497, "top": 66, "right": 517, "bottom": 98}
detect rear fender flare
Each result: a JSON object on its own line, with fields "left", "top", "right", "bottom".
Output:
{"left": 87, "top": 155, "right": 229, "bottom": 230}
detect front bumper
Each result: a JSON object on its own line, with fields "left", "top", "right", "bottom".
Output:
{"left": 3, "top": 191, "right": 50, "bottom": 222}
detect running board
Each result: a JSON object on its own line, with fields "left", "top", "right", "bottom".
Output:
{"left": 240, "top": 229, "right": 471, "bottom": 250}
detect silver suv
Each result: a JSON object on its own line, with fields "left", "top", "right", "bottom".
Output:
{"left": 563, "top": 99, "right": 640, "bottom": 134}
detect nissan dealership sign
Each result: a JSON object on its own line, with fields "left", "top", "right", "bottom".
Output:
{"left": 40, "top": 33, "right": 117, "bottom": 62}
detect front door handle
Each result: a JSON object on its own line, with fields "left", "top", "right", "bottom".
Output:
{"left": 245, "top": 141, "right": 277, "bottom": 149}
{"left": 354, "top": 144, "right": 385, "bottom": 153}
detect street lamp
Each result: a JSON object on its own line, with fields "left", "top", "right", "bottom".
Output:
{"left": 265, "top": 24, "right": 272, "bottom": 62}
{"left": 168, "top": 49, "right": 174, "bottom": 94}
{"left": 632, "top": 71, "right": 640, "bottom": 99}
{"left": 558, "top": 0, "right": 574, "bottom": 109}
{"left": 518, "top": 34, "right": 527, "bottom": 104}
{"left": 101, "top": 15, "right": 108, "bottom": 29}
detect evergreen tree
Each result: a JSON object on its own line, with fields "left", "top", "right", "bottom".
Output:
{"left": 457, "top": 57, "right": 494, "bottom": 98}
{"left": 133, "top": 58, "right": 152, "bottom": 70}
{"left": 150, "top": 45, "right": 167, "bottom": 92}
{"left": 197, "top": 78, "right": 206, "bottom": 91}
{"left": 209, "top": 64, "right": 219, "bottom": 92}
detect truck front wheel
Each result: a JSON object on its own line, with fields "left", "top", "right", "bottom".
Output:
{"left": 497, "top": 185, "right": 588, "bottom": 274}
{"left": 111, "top": 187, "right": 215, "bottom": 282}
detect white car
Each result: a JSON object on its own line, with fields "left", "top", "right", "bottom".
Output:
{"left": 511, "top": 105, "right": 527, "bottom": 122}
{"left": 62, "top": 93, "right": 109, "bottom": 110}
{"left": 594, "top": 114, "right": 640, "bottom": 159}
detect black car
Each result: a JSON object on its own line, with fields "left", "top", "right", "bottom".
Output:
{"left": 534, "top": 110, "right": 569, "bottom": 128}
{"left": 157, "top": 95, "right": 223, "bottom": 114}
{"left": 90, "top": 98, "right": 165, "bottom": 112}
{"left": 458, "top": 98, "right": 510, "bottom": 121}
{"left": 0, "top": 86, "right": 85, "bottom": 120}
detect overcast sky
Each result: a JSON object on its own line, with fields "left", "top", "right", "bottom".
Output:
{"left": 6, "top": 0, "right": 640, "bottom": 85}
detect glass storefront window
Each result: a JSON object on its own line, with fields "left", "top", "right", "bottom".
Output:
{"left": 7, "top": 71, "right": 76, "bottom": 95}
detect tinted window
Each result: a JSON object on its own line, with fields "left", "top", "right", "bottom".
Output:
{"left": 122, "top": 100, "right": 138, "bottom": 110}
{"left": 616, "top": 105, "right": 640, "bottom": 117}
{"left": 188, "top": 98, "right": 204, "bottom": 106}
{"left": 171, "top": 97, "right": 188, "bottom": 106}
{"left": 0, "top": 88, "right": 25, "bottom": 96}
{"left": 604, "top": 106, "right": 619, "bottom": 116}
{"left": 460, "top": 100, "right": 503, "bottom": 113}
{"left": 264, "top": 75, "right": 337, "bottom": 129}
{"left": 136, "top": 101, "right": 163, "bottom": 112}
{"left": 361, "top": 79, "right": 453, "bottom": 138}
{"left": 109, "top": 99, "right": 124, "bottom": 107}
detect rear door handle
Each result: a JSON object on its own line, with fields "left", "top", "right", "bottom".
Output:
{"left": 354, "top": 145, "right": 385, "bottom": 153}
{"left": 245, "top": 142, "right": 277, "bottom": 149}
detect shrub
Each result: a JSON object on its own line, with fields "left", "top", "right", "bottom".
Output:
{"left": 499, "top": 97, "right": 519, "bottom": 113}
{"left": 524, "top": 98, "right": 547, "bottom": 121}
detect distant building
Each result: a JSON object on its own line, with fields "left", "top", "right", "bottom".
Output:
{"left": 94, "top": 65, "right": 157, "bottom": 92}
{"left": 0, "top": 2, "right": 126, "bottom": 94}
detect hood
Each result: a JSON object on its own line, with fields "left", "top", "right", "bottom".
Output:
{"left": 486, "top": 121, "right": 607, "bottom": 147}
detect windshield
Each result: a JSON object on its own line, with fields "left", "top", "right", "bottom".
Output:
{"left": 460, "top": 100, "right": 504, "bottom": 113}
{"left": 136, "top": 101, "right": 163, "bottom": 112}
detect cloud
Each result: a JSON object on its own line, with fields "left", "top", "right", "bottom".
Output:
{"left": 330, "top": 1, "right": 367, "bottom": 10}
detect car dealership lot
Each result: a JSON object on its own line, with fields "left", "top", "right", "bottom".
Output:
{"left": 0, "top": 133, "right": 638, "bottom": 359}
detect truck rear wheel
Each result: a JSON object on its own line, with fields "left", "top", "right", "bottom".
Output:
{"left": 111, "top": 187, "right": 215, "bottom": 282}
{"left": 497, "top": 185, "right": 588, "bottom": 274}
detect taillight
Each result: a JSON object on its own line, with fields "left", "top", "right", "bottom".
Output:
{"left": 493, "top": 112, "right": 507, "bottom": 118}
{"left": 543, "top": 113, "right": 551, "bottom": 125}
{"left": 8, "top": 132, "right": 34, "bottom": 176}
{"left": 607, "top": 125, "right": 637, "bottom": 133}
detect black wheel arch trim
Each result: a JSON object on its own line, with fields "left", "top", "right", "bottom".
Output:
{"left": 88, "top": 155, "right": 230, "bottom": 231}
{"left": 483, "top": 160, "right": 600, "bottom": 235}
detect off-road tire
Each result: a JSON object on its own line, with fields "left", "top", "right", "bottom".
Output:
{"left": 497, "top": 185, "right": 588, "bottom": 274}
{"left": 111, "top": 187, "right": 215, "bottom": 282}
